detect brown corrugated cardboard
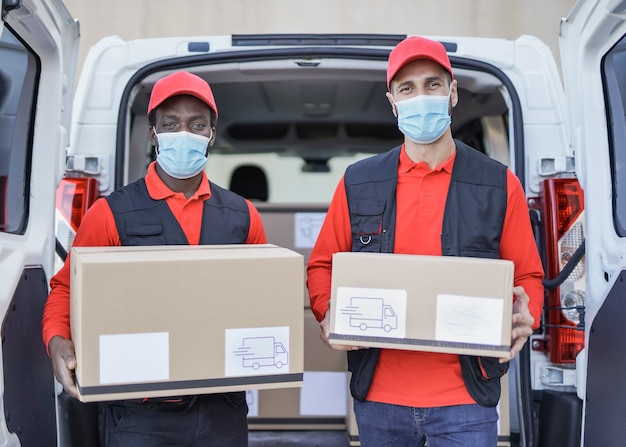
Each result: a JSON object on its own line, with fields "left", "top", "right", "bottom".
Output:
{"left": 70, "top": 244, "right": 304, "bottom": 403}
{"left": 302, "top": 309, "right": 347, "bottom": 372}
{"left": 329, "top": 252, "right": 513, "bottom": 358}
{"left": 248, "top": 308, "right": 348, "bottom": 430}
{"left": 256, "top": 204, "right": 328, "bottom": 308}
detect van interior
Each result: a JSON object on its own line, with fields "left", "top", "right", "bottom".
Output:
{"left": 125, "top": 58, "right": 511, "bottom": 205}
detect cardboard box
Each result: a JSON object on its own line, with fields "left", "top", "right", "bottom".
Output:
{"left": 258, "top": 204, "right": 328, "bottom": 308}
{"left": 70, "top": 244, "right": 304, "bottom": 402}
{"left": 329, "top": 252, "right": 513, "bottom": 358}
{"left": 248, "top": 308, "right": 348, "bottom": 430}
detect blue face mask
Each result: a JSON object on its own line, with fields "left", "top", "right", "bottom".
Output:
{"left": 154, "top": 129, "right": 211, "bottom": 179}
{"left": 394, "top": 91, "right": 451, "bottom": 144}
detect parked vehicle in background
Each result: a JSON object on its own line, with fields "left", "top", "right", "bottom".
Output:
{"left": 2, "top": 0, "right": 626, "bottom": 445}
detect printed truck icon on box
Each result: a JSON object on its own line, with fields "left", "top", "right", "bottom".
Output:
{"left": 234, "top": 336, "right": 289, "bottom": 370}
{"left": 340, "top": 297, "right": 398, "bottom": 332}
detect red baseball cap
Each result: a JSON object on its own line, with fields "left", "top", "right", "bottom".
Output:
{"left": 387, "top": 36, "right": 453, "bottom": 89}
{"left": 147, "top": 71, "right": 218, "bottom": 118}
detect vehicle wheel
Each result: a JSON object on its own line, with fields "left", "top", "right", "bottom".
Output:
{"left": 275, "top": 361, "right": 283, "bottom": 368}
{"left": 253, "top": 363, "right": 260, "bottom": 370}
{"left": 384, "top": 324, "right": 392, "bottom": 332}
{"left": 359, "top": 323, "right": 367, "bottom": 331}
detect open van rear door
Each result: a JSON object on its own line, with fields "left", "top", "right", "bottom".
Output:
{"left": 0, "top": 0, "right": 79, "bottom": 445}
{"left": 560, "top": 0, "right": 626, "bottom": 444}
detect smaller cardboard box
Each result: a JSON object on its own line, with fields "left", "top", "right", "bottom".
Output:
{"left": 329, "top": 252, "right": 513, "bottom": 358}
{"left": 70, "top": 244, "right": 304, "bottom": 402}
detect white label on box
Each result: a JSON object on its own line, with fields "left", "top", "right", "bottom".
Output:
{"left": 99, "top": 332, "right": 169, "bottom": 384}
{"left": 294, "top": 212, "right": 326, "bottom": 248}
{"left": 335, "top": 287, "right": 407, "bottom": 338}
{"left": 225, "top": 326, "right": 290, "bottom": 377}
{"left": 300, "top": 371, "right": 348, "bottom": 416}
{"left": 435, "top": 294, "right": 504, "bottom": 345}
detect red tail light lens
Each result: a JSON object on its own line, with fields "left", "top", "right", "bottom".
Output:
{"left": 55, "top": 178, "right": 99, "bottom": 255}
{"left": 542, "top": 178, "right": 585, "bottom": 363}
{"left": 55, "top": 178, "right": 99, "bottom": 232}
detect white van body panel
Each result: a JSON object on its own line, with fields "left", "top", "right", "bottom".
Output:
{"left": 560, "top": 0, "right": 626, "bottom": 443}
{"left": 0, "top": 0, "right": 79, "bottom": 444}
{"left": 562, "top": 0, "right": 626, "bottom": 333}
{"left": 0, "top": 0, "right": 79, "bottom": 279}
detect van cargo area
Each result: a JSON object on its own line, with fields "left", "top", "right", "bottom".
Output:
{"left": 121, "top": 57, "right": 511, "bottom": 204}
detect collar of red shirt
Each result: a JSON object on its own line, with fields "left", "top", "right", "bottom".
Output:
{"left": 398, "top": 144, "right": 457, "bottom": 175}
{"left": 145, "top": 161, "right": 212, "bottom": 201}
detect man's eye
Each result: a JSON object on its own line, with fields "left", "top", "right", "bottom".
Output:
{"left": 191, "top": 123, "right": 207, "bottom": 130}
{"left": 162, "top": 123, "right": 176, "bottom": 129}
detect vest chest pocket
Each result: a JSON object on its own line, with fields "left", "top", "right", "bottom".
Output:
{"left": 349, "top": 198, "right": 385, "bottom": 253}
{"left": 123, "top": 221, "right": 166, "bottom": 245}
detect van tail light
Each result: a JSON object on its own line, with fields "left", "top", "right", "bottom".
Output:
{"left": 55, "top": 178, "right": 99, "bottom": 257}
{"left": 541, "top": 178, "right": 586, "bottom": 364}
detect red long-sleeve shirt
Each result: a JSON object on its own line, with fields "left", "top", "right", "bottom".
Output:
{"left": 307, "top": 146, "right": 544, "bottom": 407}
{"left": 42, "top": 162, "right": 267, "bottom": 349}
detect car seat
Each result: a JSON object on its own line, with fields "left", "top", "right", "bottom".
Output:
{"left": 229, "top": 165, "right": 269, "bottom": 202}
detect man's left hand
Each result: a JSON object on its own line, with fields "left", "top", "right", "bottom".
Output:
{"left": 502, "top": 286, "right": 535, "bottom": 363}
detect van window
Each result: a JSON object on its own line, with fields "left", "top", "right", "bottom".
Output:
{"left": 0, "top": 27, "right": 38, "bottom": 234}
{"left": 604, "top": 35, "right": 626, "bottom": 235}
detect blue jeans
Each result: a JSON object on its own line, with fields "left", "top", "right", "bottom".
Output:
{"left": 353, "top": 400, "right": 498, "bottom": 447}
{"left": 99, "top": 393, "right": 248, "bottom": 447}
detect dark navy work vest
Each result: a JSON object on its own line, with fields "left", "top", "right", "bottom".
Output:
{"left": 344, "top": 140, "right": 509, "bottom": 407}
{"left": 106, "top": 177, "right": 250, "bottom": 246}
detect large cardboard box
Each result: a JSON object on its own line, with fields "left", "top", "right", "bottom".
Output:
{"left": 329, "top": 252, "right": 513, "bottom": 358}
{"left": 70, "top": 244, "right": 304, "bottom": 402}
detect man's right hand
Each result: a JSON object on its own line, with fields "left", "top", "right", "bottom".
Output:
{"left": 48, "top": 336, "right": 79, "bottom": 399}
{"left": 320, "top": 311, "right": 360, "bottom": 351}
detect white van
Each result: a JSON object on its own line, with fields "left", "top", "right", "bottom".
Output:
{"left": 2, "top": 0, "right": 625, "bottom": 445}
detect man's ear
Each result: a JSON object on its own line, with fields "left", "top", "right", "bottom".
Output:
{"left": 386, "top": 92, "right": 398, "bottom": 118}
{"left": 450, "top": 79, "right": 459, "bottom": 108}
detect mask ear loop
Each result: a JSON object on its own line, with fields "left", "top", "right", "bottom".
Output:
{"left": 204, "top": 129, "right": 213, "bottom": 157}
{"left": 152, "top": 126, "right": 160, "bottom": 156}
